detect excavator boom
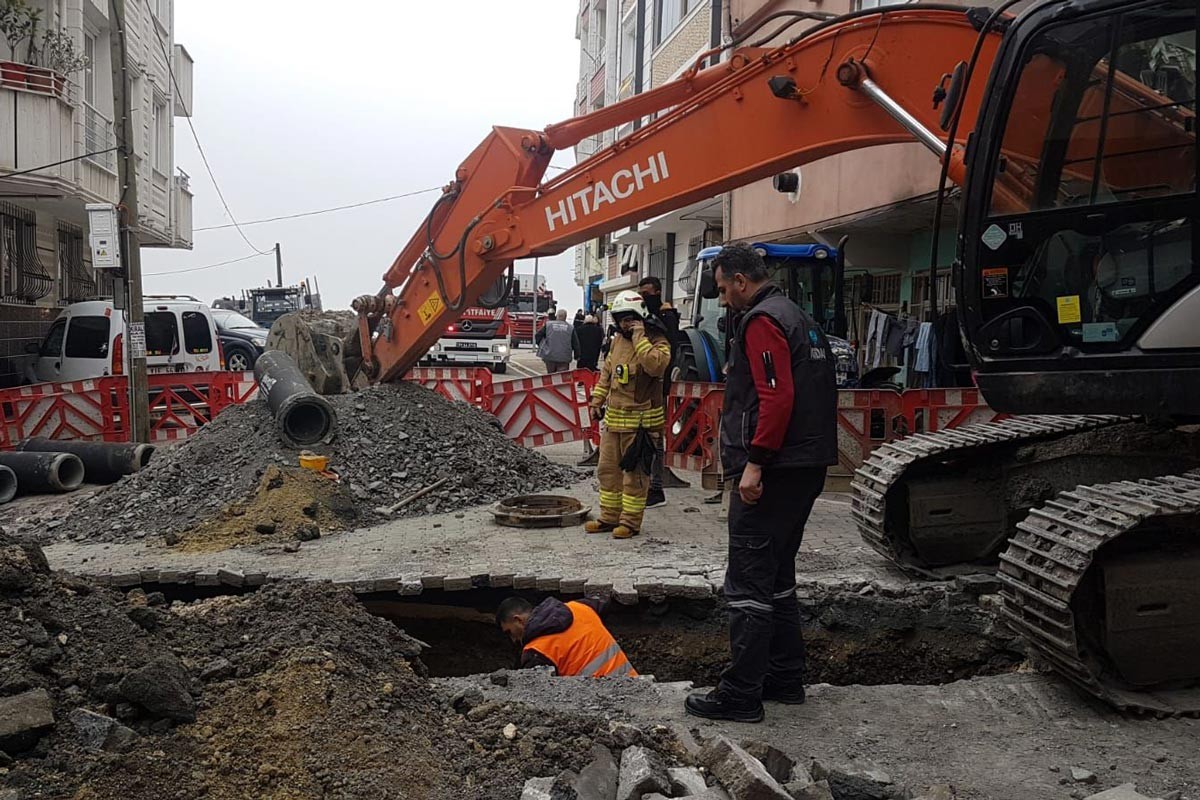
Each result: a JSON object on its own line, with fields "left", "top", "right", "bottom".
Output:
{"left": 355, "top": 6, "right": 1001, "bottom": 383}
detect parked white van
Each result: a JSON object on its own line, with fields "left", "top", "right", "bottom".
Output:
{"left": 25, "top": 296, "right": 222, "bottom": 384}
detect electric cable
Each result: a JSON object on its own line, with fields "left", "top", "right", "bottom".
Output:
{"left": 194, "top": 186, "right": 443, "bottom": 231}
{"left": 143, "top": 0, "right": 271, "bottom": 256}
{"left": 144, "top": 251, "right": 272, "bottom": 277}
{"left": 0, "top": 147, "right": 123, "bottom": 181}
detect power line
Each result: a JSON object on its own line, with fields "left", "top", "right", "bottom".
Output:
{"left": 144, "top": 0, "right": 271, "bottom": 256}
{"left": 0, "top": 147, "right": 122, "bottom": 181}
{"left": 144, "top": 251, "right": 272, "bottom": 277}
{"left": 194, "top": 186, "right": 443, "bottom": 231}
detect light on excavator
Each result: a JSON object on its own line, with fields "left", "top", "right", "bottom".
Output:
{"left": 814, "top": 249, "right": 829, "bottom": 259}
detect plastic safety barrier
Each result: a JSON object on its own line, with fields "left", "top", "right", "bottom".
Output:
{"left": 491, "top": 369, "right": 597, "bottom": 448}
{"left": 0, "top": 377, "right": 124, "bottom": 449}
{"left": 406, "top": 367, "right": 494, "bottom": 411}
{"left": 664, "top": 382, "right": 724, "bottom": 475}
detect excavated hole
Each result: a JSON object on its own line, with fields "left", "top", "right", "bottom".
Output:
{"left": 360, "top": 586, "right": 1025, "bottom": 687}
{"left": 142, "top": 581, "right": 1024, "bottom": 687}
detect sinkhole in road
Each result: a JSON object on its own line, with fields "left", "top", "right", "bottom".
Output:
{"left": 361, "top": 584, "right": 1025, "bottom": 687}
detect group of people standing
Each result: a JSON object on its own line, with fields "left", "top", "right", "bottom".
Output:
{"left": 501, "top": 244, "right": 837, "bottom": 725}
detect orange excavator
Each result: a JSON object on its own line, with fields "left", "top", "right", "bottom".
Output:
{"left": 276, "top": 1, "right": 1197, "bottom": 713}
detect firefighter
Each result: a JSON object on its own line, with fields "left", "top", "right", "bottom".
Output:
{"left": 496, "top": 596, "right": 637, "bottom": 678}
{"left": 585, "top": 290, "right": 673, "bottom": 539}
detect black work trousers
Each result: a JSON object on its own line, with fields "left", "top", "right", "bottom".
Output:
{"left": 719, "top": 465, "right": 826, "bottom": 702}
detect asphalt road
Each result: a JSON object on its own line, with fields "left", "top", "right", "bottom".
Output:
{"left": 504, "top": 345, "right": 550, "bottom": 379}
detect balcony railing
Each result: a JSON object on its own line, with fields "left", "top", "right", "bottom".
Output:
{"left": 82, "top": 101, "right": 116, "bottom": 172}
{"left": 0, "top": 61, "right": 78, "bottom": 104}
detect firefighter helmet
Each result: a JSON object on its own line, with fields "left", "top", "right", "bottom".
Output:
{"left": 609, "top": 290, "right": 648, "bottom": 320}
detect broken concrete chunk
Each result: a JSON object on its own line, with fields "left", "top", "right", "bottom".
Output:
{"left": 701, "top": 735, "right": 792, "bottom": 800}
{"left": 503, "top": 723, "right": 518, "bottom": 740}
{"left": 521, "top": 777, "right": 555, "bottom": 800}
{"left": 199, "top": 657, "right": 235, "bottom": 682}
{"left": 0, "top": 689, "right": 55, "bottom": 753}
{"left": 116, "top": 655, "right": 196, "bottom": 722}
{"left": 785, "top": 780, "right": 834, "bottom": 800}
{"left": 574, "top": 744, "right": 619, "bottom": 800}
{"left": 741, "top": 739, "right": 798, "bottom": 784}
{"left": 646, "top": 790, "right": 732, "bottom": 800}
{"left": 810, "top": 757, "right": 906, "bottom": 800}
{"left": 449, "top": 685, "right": 484, "bottom": 713}
{"left": 1071, "top": 768, "right": 1099, "bottom": 785}
{"left": 616, "top": 745, "right": 670, "bottom": 800}
{"left": 1084, "top": 785, "right": 1159, "bottom": 800}
{"left": 669, "top": 765, "right": 710, "bottom": 795}
{"left": 68, "top": 708, "right": 137, "bottom": 753}
{"left": 550, "top": 769, "right": 580, "bottom": 800}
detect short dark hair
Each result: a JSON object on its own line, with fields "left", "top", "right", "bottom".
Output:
{"left": 496, "top": 596, "right": 533, "bottom": 627}
{"left": 711, "top": 243, "right": 770, "bottom": 282}
{"left": 637, "top": 276, "right": 662, "bottom": 292}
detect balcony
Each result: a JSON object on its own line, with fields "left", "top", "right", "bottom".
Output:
{"left": 171, "top": 168, "right": 193, "bottom": 249}
{"left": 0, "top": 62, "right": 118, "bottom": 204}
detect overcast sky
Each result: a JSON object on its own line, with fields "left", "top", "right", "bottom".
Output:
{"left": 142, "top": 1, "right": 583, "bottom": 312}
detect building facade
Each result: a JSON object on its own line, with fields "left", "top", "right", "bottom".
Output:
{"left": 572, "top": 0, "right": 725, "bottom": 321}
{"left": 0, "top": 0, "right": 193, "bottom": 387}
{"left": 726, "top": 0, "right": 964, "bottom": 384}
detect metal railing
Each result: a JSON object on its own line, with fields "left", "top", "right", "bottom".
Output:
{"left": 82, "top": 101, "right": 117, "bottom": 172}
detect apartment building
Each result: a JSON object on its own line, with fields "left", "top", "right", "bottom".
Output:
{"left": 573, "top": 0, "right": 725, "bottom": 320}
{"left": 0, "top": 0, "right": 194, "bottom": 387}
{"left": 726, "top": 0, "right": 965, "bottom": 384}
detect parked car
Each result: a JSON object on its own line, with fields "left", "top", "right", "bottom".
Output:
{"left": 211, "top": 309, "right": 268, "bottom": 372}
{"left": 25, "top": 296, "right": 221, "bottom": 384}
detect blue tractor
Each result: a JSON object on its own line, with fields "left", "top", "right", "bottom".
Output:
{"left": 675, "top": 240, "right": 859, "bottom": 387}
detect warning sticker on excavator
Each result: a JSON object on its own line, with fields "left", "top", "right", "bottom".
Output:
{"left": 417, "top": 292, "right": 444, "bottom": 326}
{"left": 983, "top": 268, "right": 1009, "bottom": 299}
{"left": 1056, "top": 295, "right": 1082, "bottom": 324}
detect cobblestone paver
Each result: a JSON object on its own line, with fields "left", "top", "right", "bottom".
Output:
{"left": 44, "top": 469, "right": 905, "bottom": 600}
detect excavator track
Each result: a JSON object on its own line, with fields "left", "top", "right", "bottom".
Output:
{"left": 851, "top": 415, "right": 1126, "bottom": 578}
{"left": 998, "top": 471, "right": 1200, "bottom": 716}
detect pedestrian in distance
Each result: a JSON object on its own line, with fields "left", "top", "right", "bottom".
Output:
{"left": 684, "top": 243, "right": 837, "bottom": 723}
{"left": 573, "top": 308, "right": 586, "bottom": 329}
{"left": 576, "top": 314, "right": 604, "bottom": 371}
{"left": 496, "top": 596, "right": 637, "bottom": 677}
{"left": 585, "top": 290, "right": 672, "bottom": 539}
{"left": 536, "top": 308, "right": 580, "bottom": 373}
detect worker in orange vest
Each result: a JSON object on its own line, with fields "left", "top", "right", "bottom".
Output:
{"left": 496, "top": 596, "right": 637, "bottom": 678}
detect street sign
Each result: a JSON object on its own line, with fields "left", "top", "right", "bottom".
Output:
{"left": 127, "top": 321, "right": 146, "bottom": 359}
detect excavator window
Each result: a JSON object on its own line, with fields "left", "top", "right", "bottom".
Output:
{"left": 973, "top": 1, "right": 1196, "bottom": 353}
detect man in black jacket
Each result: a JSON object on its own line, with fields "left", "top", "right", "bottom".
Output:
{"left": 576, "top": 314, "right": 604, "bottom": 371}
{"left": 684, "top": 243, "right": 836, "bottom": 723}
{"left": 638, "top": 276, "right": 682, "bottom": 508}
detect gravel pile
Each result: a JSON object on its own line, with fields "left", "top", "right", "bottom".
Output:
{"left": 0, "top": 532, "right": 686, "bottom": 799}
{"left": 52, "top": 381, "right": 581, "bottom": 545}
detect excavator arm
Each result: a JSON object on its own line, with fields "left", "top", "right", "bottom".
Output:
{"left": 352, "top": 6, "right": 1004, "bottom": 383}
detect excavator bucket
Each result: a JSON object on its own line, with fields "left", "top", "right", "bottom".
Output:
{"left": 264, "top": 311, "right": 358, "bottom": 396}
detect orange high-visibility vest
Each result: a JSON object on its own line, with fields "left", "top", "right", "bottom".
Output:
{"left": 523, "top": 601, "right": 638, "bottom": 678}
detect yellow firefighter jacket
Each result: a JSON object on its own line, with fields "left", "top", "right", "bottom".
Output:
{"left": 590, "top": 323, "right": 672, "bottom": 432}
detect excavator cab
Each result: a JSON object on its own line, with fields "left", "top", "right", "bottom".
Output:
{"left": 679, "top": 241, "right": 854, "bottom": 385}
{"left": 958, "top": 0, "right": 1197, "bottom": 416}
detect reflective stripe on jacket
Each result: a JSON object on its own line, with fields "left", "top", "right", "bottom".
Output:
{"left": 523, "top": 601, "right": 638, "bottom": 678}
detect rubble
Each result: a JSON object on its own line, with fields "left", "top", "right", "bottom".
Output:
{"left": 701, "top": 735, "right": 793, "bottom": 800}
{"left": 45, "top": 381, "right": 580, "bottom": 547}
{"left": 0, "top": 532, "right": 691, "bottom": 799}
{"left": 617, "top": 745, "right": 672, "bottom": 800}
{"left": 810, "top": 757, "right": 906, "bottom": 800}
{"left": 1084, "top": 786, "right": 1160, "bottom": 800}
{"left": 670, "top": 765, "right": 711, "bottom": 794}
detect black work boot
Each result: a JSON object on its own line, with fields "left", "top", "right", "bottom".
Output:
{"left": 684, "top": 689, "right": 764, "bottom": 723}
{"left": 645, "top": 488, "right": 667, "bottom": 509}
{"left": 762, "top": 679, "right": 806, "bottom": 705}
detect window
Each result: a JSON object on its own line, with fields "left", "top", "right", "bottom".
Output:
{"left": 181, "top": 311, "right": 212, "bottom": 354}
{"left": 976, "top": 2, "right": 1195, "bottom": 350}
{"left": 57, "top": 224, "right": 93, "bottom": 303}
{"left": 40, "top": 319, "right": 66, "bottom": 358}
{"left": 620, "top": 18, "right": 636, "bottom": 80}
{"left": 144, "top": 311, "right": 179, "bottom": 357}
{"left": 855, "top": 0, "right": 907, "bottom": 9}
{"left": 151, "top": 98, "right": 169, "bottom": 174}
{"left": 65, "top": 316, "right": 111, "bottom": 359}
{"left": 82, "top": 32, "right": 95, "bottom": 104}
{"left": 0, "top": 202, "right": 52, "bottom": 303}
{"left": 655, "top": 0, "right": 682, "bottom": 46}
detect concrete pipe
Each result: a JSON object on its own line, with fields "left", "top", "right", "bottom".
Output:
{"left": 0, "top": 451, "right": 85, "bottom": 494}
{"left": 0, "top": 465, "right": 15, "bottom": 504}
{"left": 18, "top": 438, "right": 155, "bottom": 484}
{"left": 254, "top": 350, "right": 338, "bottom": 448}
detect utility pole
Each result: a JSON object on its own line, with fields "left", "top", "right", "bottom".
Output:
{"left": 274, "top": 242, "right": 282, "bottom": 287}
{"left": 110, "top": 0, "right": 149, "bottom": 443}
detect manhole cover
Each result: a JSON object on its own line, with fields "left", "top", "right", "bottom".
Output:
{"left": 492, "top": 494, "right": 590, "bottom": 528}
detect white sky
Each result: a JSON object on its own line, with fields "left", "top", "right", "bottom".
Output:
{"left": 142, "top": 1, "right": 584, "bottom": 312}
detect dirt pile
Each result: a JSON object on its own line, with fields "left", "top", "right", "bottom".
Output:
{"left": 0, "top": 532, "right": 684, "bottom": 799}
{"left": 49, "top": 381, "right": 581, "bottom": 546}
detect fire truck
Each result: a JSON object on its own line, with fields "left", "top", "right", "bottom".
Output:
{"left": 420, "top": 306, "right": 512, "bottom": 374}
{"left": 507, "top": 280, "right": 554, "bottom": 348}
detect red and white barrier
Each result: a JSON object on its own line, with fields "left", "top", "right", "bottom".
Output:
{"left": 491, "top": 369, "right": 597, "bottom": 448}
